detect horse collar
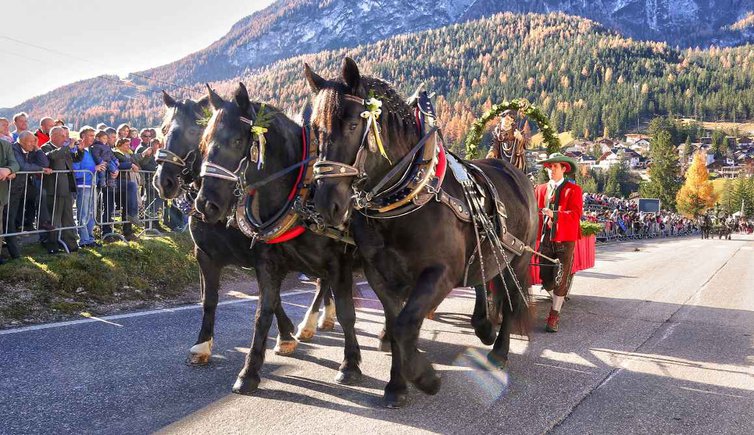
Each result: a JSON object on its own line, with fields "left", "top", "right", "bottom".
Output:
{"left": 234, "top": 125, "right": 319, "bottom": 244}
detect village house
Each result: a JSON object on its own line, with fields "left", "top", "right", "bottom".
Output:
{"left": 596, "top": 151, "right": 621, "bottom": 170}
{"left": 624, "top": 133, "right": 651, "bottom": 144}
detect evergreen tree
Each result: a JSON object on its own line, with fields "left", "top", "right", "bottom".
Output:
{"left": 720, "top": 178, "right": 735, "bottom": 213}
{"left": 640, "top": 130, "right": 682, "bottom": 210}
{"left": 676, "top": 151, "right": 717, "bottom": 217}
{"left": 710, "top": 129, "right": 727, "bottom": 159}
{"left": 682, "top": 136, "right": 694, "bottom": 162}
{"left": 604, "top": 165, "right": 621, "bottom": 197}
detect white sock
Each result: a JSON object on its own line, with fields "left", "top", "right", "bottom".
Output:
{"left": 552, "top": 295, "right": 565, "bottom": 312}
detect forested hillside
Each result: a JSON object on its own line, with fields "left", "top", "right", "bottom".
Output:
{"left": 4, "top": 13, "right": 754, "bottom": 150}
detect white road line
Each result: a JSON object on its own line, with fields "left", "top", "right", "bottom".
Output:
{"left": 0, "top": 289, "right": 315, "bottom": 336}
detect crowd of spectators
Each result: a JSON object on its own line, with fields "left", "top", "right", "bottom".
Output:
{"left": 582, "top": 193, "right": 698, "bottom": 240}
{"left": 0, "top": 112, "right": 180, "bottom": 265}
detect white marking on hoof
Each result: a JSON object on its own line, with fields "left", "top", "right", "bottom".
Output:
{"left": 296, "top": 310, "right": 320, "bottom": 342}
{"left": 274, "top": 336, "right": 298, "bottom": 356}
{"left": 189, "top": 339, "right": 213, "bottom": 364}
{"left": 318, "top": 302, "right": 336, "bottom": 330}
{"left": 296, "top": 327, "right": 316, "bottom": 342}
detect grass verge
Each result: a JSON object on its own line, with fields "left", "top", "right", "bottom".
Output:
{"left": 0, "top": 232, "right": 233, "bottom": 327}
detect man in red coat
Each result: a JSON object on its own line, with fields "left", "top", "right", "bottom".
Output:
{"left": 535, "top": 153, "right": 583, "bottom": 332}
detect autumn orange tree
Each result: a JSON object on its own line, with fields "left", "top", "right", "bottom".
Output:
{"left": 676, "top": 151, "right": 717, "bottom": 218}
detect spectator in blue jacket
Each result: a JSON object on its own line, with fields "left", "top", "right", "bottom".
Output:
{"left": 72, "top": 126, "right": 105, "bottom": 248}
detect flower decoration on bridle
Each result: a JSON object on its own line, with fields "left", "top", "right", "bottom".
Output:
{"left": 361, "top": 97, "right": 391, "bottom": 164}
{"left": 241, "top": 104, "right": 273, "bottom": 169}
{"left": 196, "top": 106, "right": 213, "bottom": 127}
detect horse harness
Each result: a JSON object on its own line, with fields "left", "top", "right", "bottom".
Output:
{"left": 198, "top": 107, "right": 354, "bottom": 246}
{"left": 155, "top": 144, "right": 202, "bottom": 218}
{"left": 311, "top": 91, "right": 554, "bottom": 306}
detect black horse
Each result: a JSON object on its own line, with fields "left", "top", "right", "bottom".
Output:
{"left": 193, "top": 83, "right": 363, "bottom": 394}
{"left": 153, "top": 91, "right": 336, "bottom": 366}
{"left": 306, "top": 58, "right": 537, "bottom": 407}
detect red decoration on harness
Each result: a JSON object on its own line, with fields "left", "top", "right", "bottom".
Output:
{"left": 266, "top": 225, "right": 306, "bottom": 244}
{"left": 435, "top": 144, "right": 447, "bottom": 183}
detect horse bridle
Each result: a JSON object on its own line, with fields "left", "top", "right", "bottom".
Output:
{"left": 312, "top": 95, "right": 373, "bottom": 182}
{"left": 156, "top": 110, "right": 202, "bottom": 189}
{"left": 312, "top": 94, "right": 437, "bottom": 210}
{"left": 199, "top": 114, "right": 258, "bottom": 198}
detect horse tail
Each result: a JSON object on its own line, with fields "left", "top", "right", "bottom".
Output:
{"left": 489, "top": 256, "right": 534, "bottom": 337}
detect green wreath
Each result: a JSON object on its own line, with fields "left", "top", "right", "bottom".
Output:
{"left": 464, "top": 98, "right": 561, "bottom": 159}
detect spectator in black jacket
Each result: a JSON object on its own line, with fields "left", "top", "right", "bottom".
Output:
{"left": 42, "top": 126, "right": 84, "bottom": 253}
{"left": 134, "top": 132, "right": 165, "bottom": 231}
{"left": 0, "top": 138, "right": 21, "bottom": 265}
{"left": 5, "top": 132, "right": 52, "bottom": 258}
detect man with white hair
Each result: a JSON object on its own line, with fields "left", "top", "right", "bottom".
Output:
{"left": 0, "top": 117, "right": 13, "bottom": 142}
{"left": 0, "top": 136, "right": 21, "bottom": 264}
{"left": 42, "top": 126, "right": 84, "bottom": 253}
{"left": 6, "top": 131, "right": 51, "bottom": 258}
{"left": 11, "top": 112, "right": 29, "bottom": 142}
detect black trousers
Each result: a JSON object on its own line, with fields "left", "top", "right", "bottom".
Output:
{"left": 5, "top": 191, "right": 25, "bottom": 257}
{"left": 45, "top": 194, "right": 77, "bottom": 251}
{"left": 539, "top": 238, "right": 576, "bottom": 297}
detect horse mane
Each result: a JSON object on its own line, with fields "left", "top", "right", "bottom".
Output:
{"left": 199, "top": 101, "right": 290, "bottom": 157}
{"left": 313, "top": 76, "right": 417, "bottom": 140}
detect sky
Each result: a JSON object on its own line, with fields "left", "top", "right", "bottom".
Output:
{"left": 0, "top": 0, "right": 276, "bottom": 108}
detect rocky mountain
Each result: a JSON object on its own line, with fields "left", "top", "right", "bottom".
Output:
{"left": 130, "top": 0, "right": 754, "bottom": 91}
{"left": 2, "top": 0, "right": 753, "bottom": 127}
{"left": 4, "top": 12, "right": 754, "bottom": 148}
{"left": 462, "top": 0, "right": 754, "bottom": 47}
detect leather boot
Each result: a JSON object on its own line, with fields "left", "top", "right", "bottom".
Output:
{"left": 545, "top": 309, "right": 560, "bottom": 333}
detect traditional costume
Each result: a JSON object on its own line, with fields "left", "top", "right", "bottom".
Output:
{"left": 535, "top": 153, "right": 583, "bottom": 332}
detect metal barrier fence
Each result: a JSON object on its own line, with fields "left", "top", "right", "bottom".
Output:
{"left": 1, "top": 169, "right": 167, "bottom": 253}
{"left": 592, "top": 219, "right": 698, "bottom": 243}
{"left": 94, "top": 170, "right": 162, "bottom": 241}
{"left": 1, "top": 169, "right": 95, "bottom": 253}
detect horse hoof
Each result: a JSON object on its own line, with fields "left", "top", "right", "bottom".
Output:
{"left": 335, "top": 367, "right": 363, "bottom": 385}
{"left": 486, "top": 351, "right": 509, "bottom": 370}
{"left": 295, "top": 328, "right": 316, "bottom": 342}
{"left": 188, "top": 340, "right": 213, "bottom": 365}
{"left": 318, "top": 319, "right": 335, "bottom": 331}
{"left": 187, "top": 353, "right": 211, "bottom": 365}
{"left": 378, "top": 339, "right": 391, "bottom": 352}
{"left": 274, "top": 339, "right": 298, "bottom": 356}
{"left": 384, "top": 390, "right": 408, "bottom": 409}
{"left": 472, "top": 319, "right": 496, "bottom": 346}
{"left": 413, "top": 371, "right": 441, "bottom": 395}
{"left": 232, "top": 376, "right": 260, "bottom": 395}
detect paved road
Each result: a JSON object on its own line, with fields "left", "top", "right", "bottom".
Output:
{"left": 1, "top": 235, "right": 753, "bottom": 434}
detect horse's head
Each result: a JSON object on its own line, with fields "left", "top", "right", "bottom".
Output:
{"left": 195, "top": 83, "right": 299, "bottom": 224}
{"left": 194, "top": 84, "right": 257, "bottom": 224}
{"left": 306, "top": 57, "right": 418, "bottom": 227}
{"left": 154, "top": 91, "right": 208, "bottom": 199}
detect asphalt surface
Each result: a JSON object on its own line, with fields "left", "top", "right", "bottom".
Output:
{"left": 1, "top": 234, "right": 753, "bottom": 434}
